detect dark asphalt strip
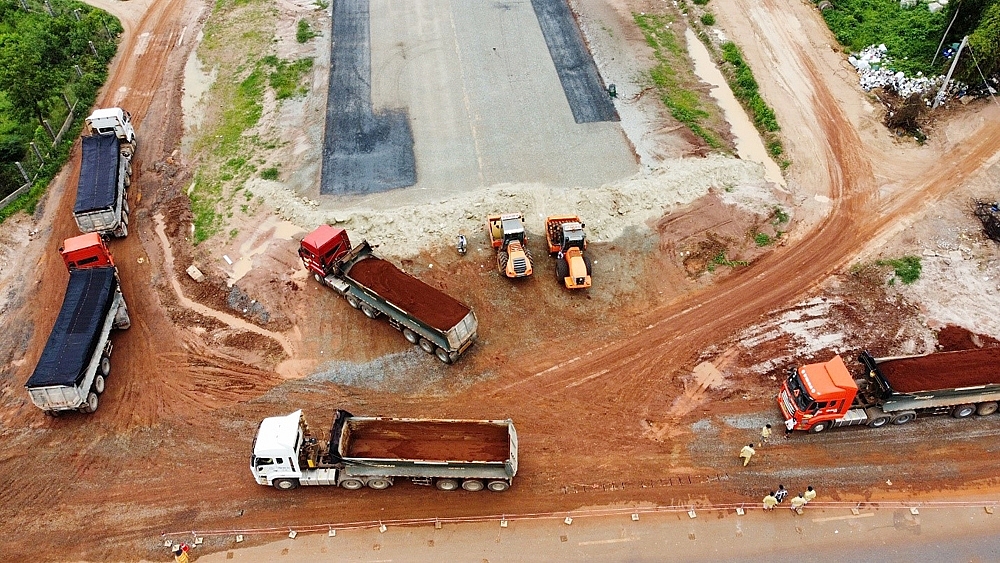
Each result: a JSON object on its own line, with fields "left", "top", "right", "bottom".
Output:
{"left": 321, "top": 0, "right": 416, "bottom": 195}
{"left": 530, "top": 0, "right": 618, "bottom": 123}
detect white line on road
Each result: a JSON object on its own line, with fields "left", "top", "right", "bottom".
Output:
{"left": 812, "top": 512, "right": 875, "bottom": 523}
{"left": 578, "top": 537, "right": 638, "bottom": 546}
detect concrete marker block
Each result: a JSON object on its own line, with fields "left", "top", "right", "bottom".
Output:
{"left": 564, "top": 517, "right": 573, "bottom": 525}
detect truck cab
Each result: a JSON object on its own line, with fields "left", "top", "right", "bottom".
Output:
{"left": 778, "top": 355, "right": 859, "bottom": 433}
{"left": 86, "top": 108, "right": 136, "bottom": 146}
{"left": 298, "top": 225, "right": 353, "bottom": 279}
{"left": 251, "top": 410, "right": 306, "bottom": 489}
{"left": 60, "top": 233, "right": 115, "bottom": 270}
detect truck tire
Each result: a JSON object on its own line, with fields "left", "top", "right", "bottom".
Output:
{"left": 314, "top": 273, "right": 323, "bottom": 284}
{"left": 100, "top": 356, "right": 111, "bottom": 377}
{"left": 82, "top": 392, "right": 99, "bottom": 414}
{"left": 865, "top": 408, "right": 889, "bottom": 427}
{"left": 340, "top": 479, "right": 364, "bottom": 490}
{"left": 583, "top": 256, "right": 593, "bottom": 276}
{"left": 891, "top": 411, "right": 915, "bottom": 425}
{"left": 487, "top": 480, "right": 510, "bottom": 492}
{"left": 952, "top": 404, "right": 976, "bottom": 418}
{"left": 94, "top": 374, "right": 106, "bottom": 395}
{"left": 367, "top": 478, "right": 392, "bottom": 490}
{"left": 497, "top": 251, "right": 509, "bottom": 274}
{"left": 435, "top": 478, "right": 459, "bottom": 491}
{"left": 273, "top": 478, "right": 299, "bottom": 490}
{"left": 435, "top": 347, "right": 453, "bottom": 364}
{"left": 808, "top": 422, "right": 827, "bottom": 433}
{"left": 419, "top": 338, "right": 436, "bottom": 354}
{"left": 345, "top": 294, "right": 361, "bottom": 309}
{"left": 461, "top": 479, "right": 484, "bottom": 492}
{"left": 402, "top": 328, "right": 419, "bottom": 344}
{"left": 556, "top": 259, "right": 569, "bottom": 282}
{"left": 976, "top": 402, "right": 999, "bottom": 416}
{"left": 361, "top": 303, "right": 379, "bottom": 319}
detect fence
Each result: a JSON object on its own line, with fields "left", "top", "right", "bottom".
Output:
{"left": 0, "top": 98, "right": 78, "bottom": 211}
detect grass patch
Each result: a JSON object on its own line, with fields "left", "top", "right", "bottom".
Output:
{"left": 263, "top": 55, "right": 314, "bottom": 99}
{"left": 707, "top": 252, "right": 749, "bottom": 272}
{"left": 876, "top": 255, "right": 922, "bottom": 285}
{"left": 634, "top": 12, "right": 724, "bottom": 149}
{"left": 700, "top": 13, "right": 715, "bottom": 26}
{"left": 754, "top": 232, "right": 773, "bottom": 247}
{"left": 296, "top": 19, "right": 319, "bottom": 43}
{"left": 822, "top": 0, "right": 946, "bottom": 76}
{"left": 717, "top": 41, "right": 787, "bottom": 165}
{"left": 260, "top": 167, "right": 279, "bottom": 180}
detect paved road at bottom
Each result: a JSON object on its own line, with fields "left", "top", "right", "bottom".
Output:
{"left": 173, "top": 502, "right": 1000, "bottom": 562}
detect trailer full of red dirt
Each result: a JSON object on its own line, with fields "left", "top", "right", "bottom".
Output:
{"left": 347, "top": 257, "right": 470, "bottom": 332}
{"left": 877, "top": 347, "right": 1000, "bottom": 393}
{"left": 342, "top": 419, "right": 511, "bottom": 462}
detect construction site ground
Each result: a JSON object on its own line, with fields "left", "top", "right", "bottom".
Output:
{"left": 0, "top": 0, "right": 999, "bottom": 560}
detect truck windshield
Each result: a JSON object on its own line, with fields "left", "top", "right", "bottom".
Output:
{"left": 786, "top": 370, "right": 816, "bottom": 411}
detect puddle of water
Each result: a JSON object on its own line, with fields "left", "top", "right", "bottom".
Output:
{"left": 182, "top": 47, "right": 217, "bottom": 135}
{"left": 228, "top": 218, "right": 305, "bottom": 285}
{"left": 685, "top": 28, "right": 785, "bottom": 187}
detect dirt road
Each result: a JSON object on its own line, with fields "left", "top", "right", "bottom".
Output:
{"left": 1, "top": 0, "right": 999, "bottom": 561}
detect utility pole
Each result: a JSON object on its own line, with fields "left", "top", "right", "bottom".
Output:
{"left": 934, "top": 35, "right": 968, "bottom": 109}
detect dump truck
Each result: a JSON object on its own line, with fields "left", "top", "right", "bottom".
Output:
{"left": 25, "top": 233, "right": 131, "bottom": 415}
{"left": 299, "top": 225, "right": 478, "bottom": 364}
{"left": 487, "top": 213, "right": 533, "bottom": 278}
{"left": 74, "top": 108, "right": 136, "bottom": 238}
{"left": 779, "top": 351, "right": 1000, "bottom": 433}
{"left": 544, "top": 215, "right": 592, "bottom": 289}
{"left": 251, "top": 409, "right": 518, "bottom": 492}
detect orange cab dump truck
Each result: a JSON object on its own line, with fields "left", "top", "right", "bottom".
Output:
{"left": 25, "top": 234, "right": 130, "bottom": 415}
{"left": 779, "top": 351, "right": 1000, "bottom": 433}
{"left": 544, "top": 215, "right": 591, "bottom": 289}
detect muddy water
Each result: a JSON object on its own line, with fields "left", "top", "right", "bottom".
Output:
{"left": 228, "top": 217, "right": 304, "bottom": 284}
{"left": 685, "top": 28, "right": 785, "bottom": 187}
{"left": 181, "top": 31, "right": 215, "bottom": 138}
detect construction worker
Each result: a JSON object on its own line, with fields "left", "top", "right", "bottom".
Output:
{"left": 739, "top": 443, "right": 756, "bottom": 466}
{"left": 774, "top": 484, "right": 788, "bottom": 504}
{"left": 803, "top": 485, "right": 817, "bottom": 503}
{"left": 763, "top": 491, "right": 778, "bottom": 510}
{"left": 790, "top": 494, "right": 807, "bottom": 512}
{"left": 760, "top": 424, "right": 772, "bottom": 445}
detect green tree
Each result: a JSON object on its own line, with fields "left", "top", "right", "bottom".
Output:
{"left": 965, "top": 1, "right": 1000, "bottom": 80}
{"left": 0, "top": 18, "right": 69, "bottom": 125}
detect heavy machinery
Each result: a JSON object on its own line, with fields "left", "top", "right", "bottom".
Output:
{"left": 299, "top": 225, "right": 478, "bottom": 364}
{"left": 25, "top": 233, "right": 131, "bottom": 415}
{"left": 251, "top": 409, "right": 518, "bottom": 492}
{"left": 487, "top": 213, "right": 532, "bottom": 278}
{"left": 544, "top": 215, "right": 592, "bottom": 289}
{"left": 74, "top": 108, "right": 136, "bottom": 238}
{"left": 779, "top": 350, "right": 1000, "bottom": 433}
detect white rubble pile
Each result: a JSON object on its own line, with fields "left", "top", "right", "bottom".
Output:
{"left": 900, "top": 0, "right": 948, "bottom": 12}
{"left": 848, "top": 44, "right": 941, "bottom": 97}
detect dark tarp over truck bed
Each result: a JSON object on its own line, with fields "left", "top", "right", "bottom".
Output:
{"left": 26, "top": 267, "right": 117, "bottom": 388}
{"left": 75, "top": 135, "right": 121, "bottom": 214}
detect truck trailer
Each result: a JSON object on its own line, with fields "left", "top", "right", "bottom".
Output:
{"left": 25, "top": 233, "right": 131, "bottom": 415}
{"left": 779, "top": 351, "right": 1000, "bottom": 433}
{"left": 74, "top": 108, "right": 136, "bottom": 238}
{"left": 299, "top": 225, "right": 477, "bottom": 364}
{"left": 251, "top": 410, "right": 518, "bottom": 492}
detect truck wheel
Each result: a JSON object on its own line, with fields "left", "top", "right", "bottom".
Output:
{"left": 435, "top": 478, "right": 459, "bottom": 491}
{"left": 497, "top": 251, "right": 509, "bottom": 274}
{"left": 361, "top": 303, "right": 379, "bottom": 319}
{"left": 583, "top": 256, "right": 593, "bottom": 276}
{"left": 82, "top": 392, "right": 99, "bottom": 414}
{"left": 891, "top": 411, "right": 915, "bottom": 425}
{"left": 952, "top": 404, "right": 976, "bottom": 418}
{"left": 435, "top": 347, "right": 453, "bottom": 364}
{"left": 402, "top": 328, "right": 419, "bottom": 344}
{"left": 340, "top": 479, "right": 364, "bottom": 490}
{"left": 345, "top": 295, "right": 361, "bottom": 309}
{"left": 273, "top": 478, "right": 300, "bottom": 490}
{"left": 486, "top": 480, "right": 510, "bottom": 492}
{"left": 556, "top": 259, "right": 569, "bottom": 282}
{"left": 367, "top": 478, "right": 392, "bottom": 490}
{"left": 94, "top": 374, "right": 106, "bottom": 395}
{"left": 976, "top": 402, "right": 999, "bottom": 416}
{"left": 461, "top": 479, "right": 484, "bottom": 492}
{"left": 808, "top": 422, "right": 827, "bottom": 433}
{"left": 314, "top": 273, "right": 323, "bottom": 284}
{"left": 419, "top": 338, "right": 436, "bottom": 354}
{"left": 100, "top": 356, "right": 111, "bottom": 377}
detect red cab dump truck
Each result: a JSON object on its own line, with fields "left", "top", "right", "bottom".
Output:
{"left": 251, "top": 409, "right": 518, "bottom": 492}
{"left": 544, "top": 215, "right": 592, "bottom": 289}
{"left": 779, "top": 350, "right": 1000, "bottom": 433}
{"left": 25, "top": 233, "right": 130, "bottom": 415}
{"left": 74, "top": 108, "right": 136, "bottom": 238}
{"left": 299, "top": 225, "right": 478, "bottom": 364}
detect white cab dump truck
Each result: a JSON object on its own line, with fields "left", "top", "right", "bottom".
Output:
{"left": 74, "top": 108, "right": 136, "bottom": 237}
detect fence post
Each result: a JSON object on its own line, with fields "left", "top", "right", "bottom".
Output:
{"left": 15, "top": 162, "right": 30, "bottom": 184}
{"left": 18, "top": 0, "right": 28, "bottom": 10}
{"left": 62, "top": 93, "right": 72, "bottom": 111}
{"left": 30, "top": 142, "right": 44, "bottom": 164}
{"left": 88, "top": 40, "right": 98, "bottom": 56}
{"left": 42, "top": 120, "right": 56, "bottom": 141}
{"left": 73, "top": 8, "right": 81, "bottom": 20}
{"left": 102, "top": 19, "right": 113, "bottom": 39}
{"left": 74, "top": 64, "right": 84, "bottom": 78}
{"left": 43, "top": 0, "right": 53, "bottom": 15}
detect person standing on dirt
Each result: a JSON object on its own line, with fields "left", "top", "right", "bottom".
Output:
{"left": 740, "top": 443, "right": 756, "bottom": 466}
{"left": 774, "top": 484, "right": 788, "bottom": 504}
{"left": 760, "top": 424, "right": 772, "bottom": 445}
{"left": 803, "top": 486, "right": 817, "bottom": 503}
{"left": 790, "top": 493, "right": 807, "bottom": 513}
{"left": 763, "top": 491, "right": 778, "bottom": 510}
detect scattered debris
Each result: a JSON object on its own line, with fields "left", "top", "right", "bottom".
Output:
{"left": 973, "top": 200, "right": 1000, "bottom": 243}
{"left": 186, "top": 264, "right": 205, "bottom": 282}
